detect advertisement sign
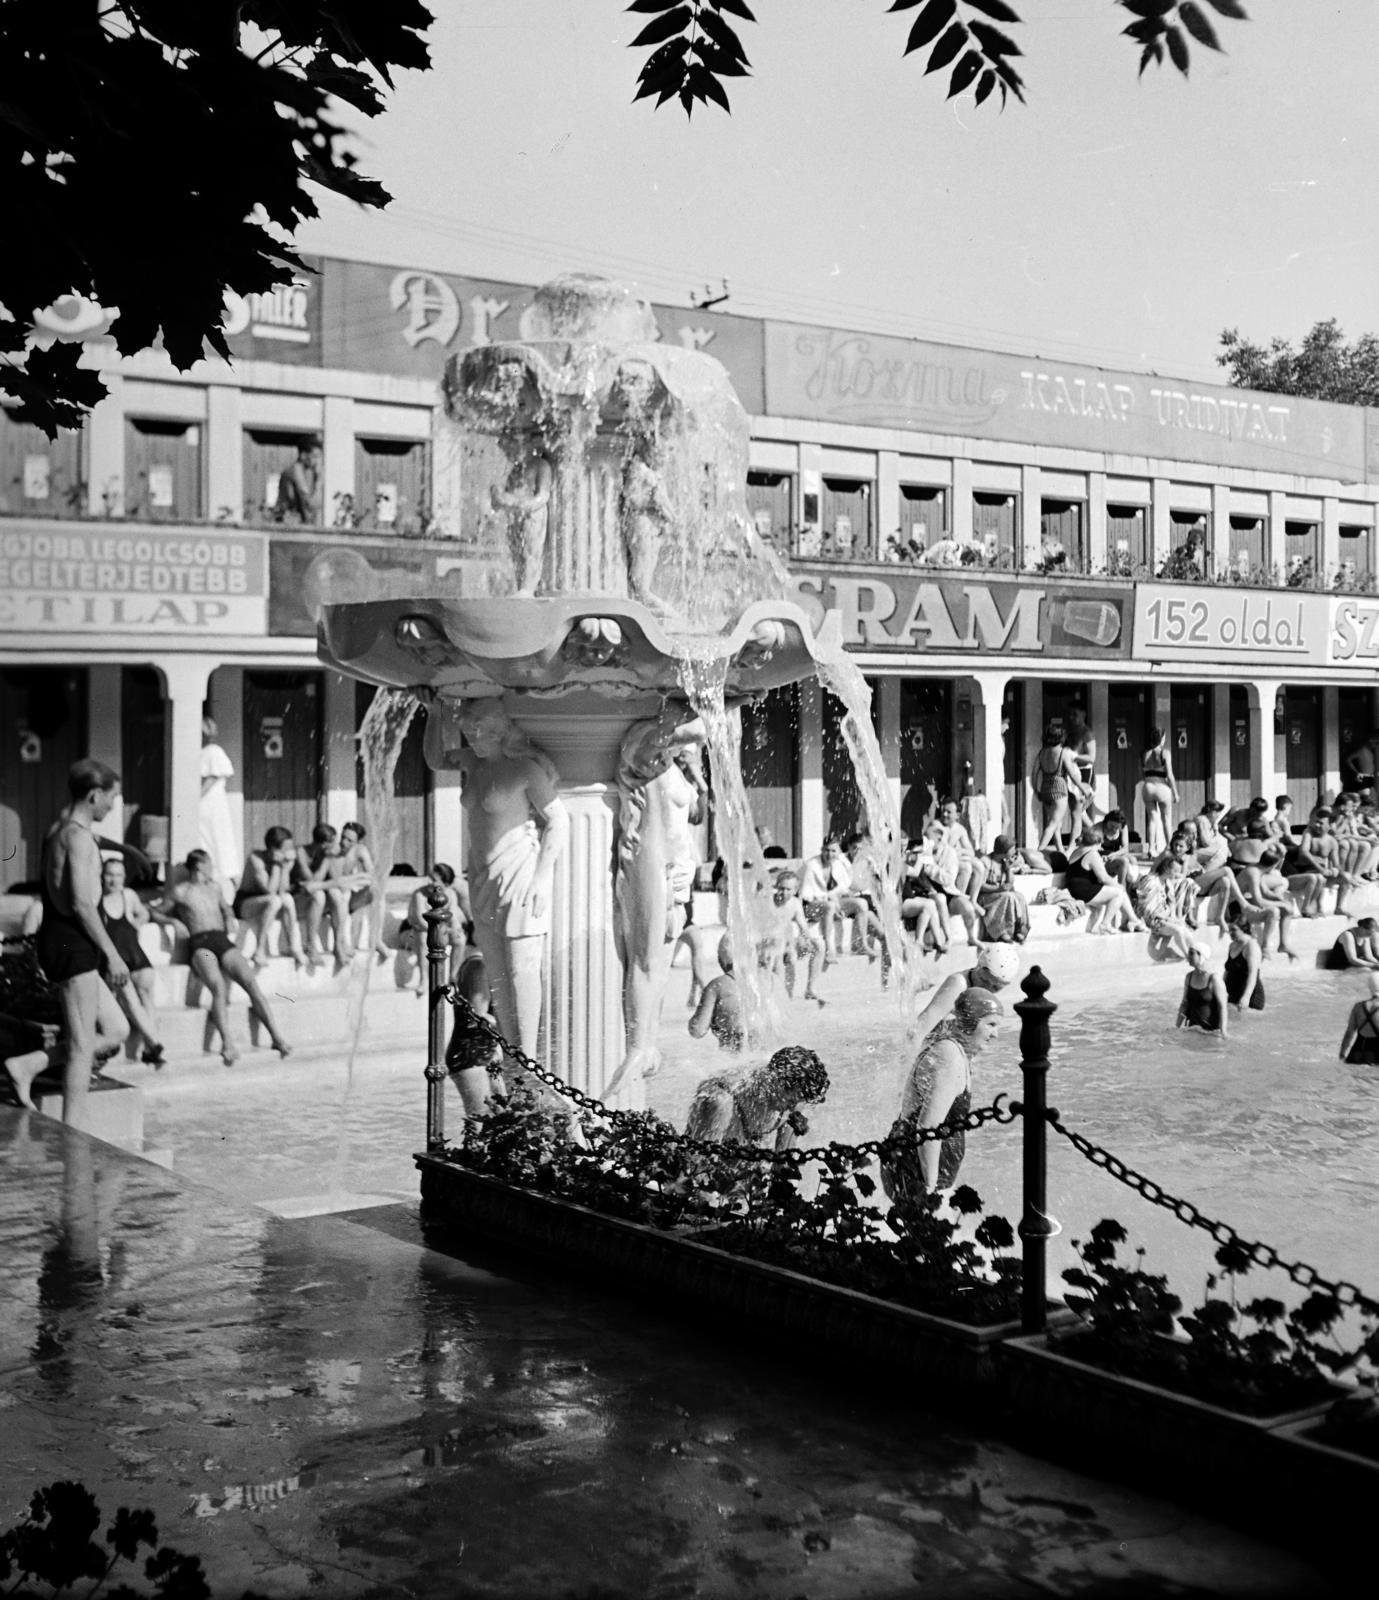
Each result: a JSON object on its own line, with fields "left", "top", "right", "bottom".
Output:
{"left": 30, "top": 259, "right": 324, "bottom": 366}
{"left": 0, "top": 526, "right": 267, "bottom": 634}
{"left": 1134, "top": 583, "right": 1379, "bottom": 671}
{"left": 319, "top": 260, "right": 766, "bottom": 412}
{"left": 791, "top": 564, "right": 1132, "bottom": 658}
{"left": 765, "top": 323, "right": 1367, "bottom": 482}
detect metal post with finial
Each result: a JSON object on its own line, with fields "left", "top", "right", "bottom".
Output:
{"left": 1013, "top": 964, "right": 1061, "bottom": 1334}
{"left": 423, "top": 883, "right": 451, "bottom": 1152}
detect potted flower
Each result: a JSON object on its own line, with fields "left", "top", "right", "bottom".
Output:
{"left": 999, "top": 1217, "right": 1369, "bottom": 1548}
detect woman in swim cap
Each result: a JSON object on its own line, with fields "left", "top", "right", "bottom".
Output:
{"left": 883, "top": 987, "right": 1003, "bottom": 1200}
{"left": 1177, "top": 939, "right": 1229, "bottom": 1037}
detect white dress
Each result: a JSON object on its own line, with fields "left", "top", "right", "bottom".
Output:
{"left": 198, "top": 741, "right": 239, "bottom": 888}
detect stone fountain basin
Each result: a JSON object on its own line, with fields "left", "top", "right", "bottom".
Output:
{"left": 316, "top": 594, "right": 844, "bottom": 699}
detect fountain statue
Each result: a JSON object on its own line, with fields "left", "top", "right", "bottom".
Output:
{"left": 308, "top": 272, "right": 885, "bottom": 1109}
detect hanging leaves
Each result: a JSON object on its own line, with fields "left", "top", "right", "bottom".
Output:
{"left": 628, "top": 0, "right": 754, "bottom": 115}
{"left": 629, "top": 2, "right": 1247, "bottom": 119}
{"left": 1117, "top": 1, "right": 1243, "bottom": 80}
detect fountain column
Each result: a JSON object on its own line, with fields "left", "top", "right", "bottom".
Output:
{"left": 514, "top": 703, "right": 636, "bottom": 1109}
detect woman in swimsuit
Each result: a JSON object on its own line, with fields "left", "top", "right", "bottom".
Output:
{"left": 1030, "top": 722, "right": 1087, "bottom": 854}
{"left": 1067, "top": 707, "right": 1098, "bottom": 841}
{"left": 1177, "top": 940, "right": 1229, "bottom": 1037}
{"left": 1338, "top": 973, "right": 1379, "bottom": 1064}
{"left": 1325, "top": 917, "right": 1379, "bottom": 970}
{"left": 1191, "top": 800, "right": 1250, "bottom": 930}
{"left": 1064, "top": 825, "right": 1145, "bottom": 935}
{"left": 98, "top": 856, "right": 167, "bottom": 1066}
{"left": 445, "top": 942, "right": 505, "bottom": 1117}
{"left": 1139, "top": 727, "right": 1180, "bottom": 858}
{"left": 156, "top": 850, "right": 291, "bottom": 1066}
{"left": 1221, "top": 902, "right": 1264, "bottom": 1013}
{"left": 881, "top": 988, "right": 1003, "bottom": 1201}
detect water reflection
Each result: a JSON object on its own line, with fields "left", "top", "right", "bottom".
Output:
{"left": 32, "top": 1136, "right": 120, "bottom": 1399}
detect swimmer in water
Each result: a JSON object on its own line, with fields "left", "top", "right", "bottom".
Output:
{"left": 912, "top": 941, "right": 1020, "bottom": 1049}
{"left": 688, "top": 934, "right": 744, "bottom": 1052}
{"left": 1177, "top": 940, "right": 1229, "bottom": 1037}
{"left": 1338, "top": 973, "right": 1379, "bottom": 1064}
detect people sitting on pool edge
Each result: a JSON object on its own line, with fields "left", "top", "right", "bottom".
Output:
{"left": 1136, "top": 856, "right": 1198, "bottom": 962}
{"left": 1324, "top": 917, "right": 1379, "bottom": 970}
{"left": 1222, "top": 902, "right": 1264, "bottom": 1012}
{"left": 1177, "top": 939, "right": 1229, "bottom": 1038}
{"left": 153, "top": 850, "right": 291, "bottom": 1065}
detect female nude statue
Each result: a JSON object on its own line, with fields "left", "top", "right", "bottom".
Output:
{"left": 619, "top": 438, "right": 673, "bottom": 612}
{"left": 604, "top": 704, "right": 707, "bottom": 1096}
{"left": 457, "top": 701, "right": 570, "bottom": 1058}
{"left": 490, "top": 447, "right": 553, "bottom": 597}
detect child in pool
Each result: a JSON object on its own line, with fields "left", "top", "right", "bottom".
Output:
{"left": 688, "top": 934, "right": 744, "bottom": 1052}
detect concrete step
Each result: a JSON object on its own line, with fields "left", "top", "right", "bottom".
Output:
{"left": 144, "top": 979, "right": 431, "bottom": 1061}
{"left": 144, "top": 947, "right": 425, "bottom": 1006}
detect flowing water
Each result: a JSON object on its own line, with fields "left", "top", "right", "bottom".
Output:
{"left": 329, "top": 687, "right": 422, "bottom": 1191}
{"left": 679, "top": 656, "right": 785, "bottom": 1052}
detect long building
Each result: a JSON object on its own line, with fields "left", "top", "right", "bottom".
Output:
{"left": 5, "top": 257, "right": 1379, "bottom": 883}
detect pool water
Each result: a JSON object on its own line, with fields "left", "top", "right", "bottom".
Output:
{"left": 136, "top": 951, "right": 1379, "bottom": 1332}
{"left": 648, "top": 957, "right": 1379, "bottom": 1321}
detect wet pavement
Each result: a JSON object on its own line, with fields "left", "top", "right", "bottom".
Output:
{"left": 0, "top": 1104, "right": 1353, "bottom": 1598}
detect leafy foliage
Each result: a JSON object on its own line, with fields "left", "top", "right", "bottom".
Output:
{"left": 0, "top": 0, "right": 433, "bottom": 434}
{"left": 0, "top": 1480, "right": 264, "bottom": 1598}
{"left": 1061, "top": 1218, "right": 1350, "bottom": 1416}
{"left": 1217, "top": 319, "right": 1379, "bottom": 407}
{"left": 627, "top": 1, "right": 1248, "bottom": 116}
{"left": 444, "top": 1083, "right": 1023, "bottom": 1326}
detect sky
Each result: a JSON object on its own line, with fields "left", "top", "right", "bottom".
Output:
{"left": 297, "top": 0, "right": 1379, "bottom": 386}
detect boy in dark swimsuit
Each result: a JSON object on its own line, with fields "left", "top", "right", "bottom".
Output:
{"left": 156, "top": 851, "right": 291, "bottom": 1065}
{"left": 27, "top": 760, "right": 131, "bottom": 1128}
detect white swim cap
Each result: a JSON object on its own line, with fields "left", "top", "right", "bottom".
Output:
{"left": 975, "top": 943, "right": 1020, "bottom": 986}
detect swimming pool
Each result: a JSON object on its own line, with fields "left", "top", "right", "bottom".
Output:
{"left": 649, "top": 954, "right": 1379, "bottom": 1320}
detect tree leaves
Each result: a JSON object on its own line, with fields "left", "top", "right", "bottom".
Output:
{"left": 0, "top": 0, "right": 434, "bottom": 433}
{"left": 1117, "top": 1, "right": 1244, "bottom": 80}
{"left": 628, "top": 1, "right": 752, "bottom": 115}
{"left": 1218, "top": 321, "right": 1379, "bottom": 407}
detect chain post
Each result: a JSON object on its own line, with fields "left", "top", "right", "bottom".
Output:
{"left": 423, "top": 884, "right": 451, "bottom": 1153}
{"left": 1014, "top": 964, "right": 1060, "bottom": 1333}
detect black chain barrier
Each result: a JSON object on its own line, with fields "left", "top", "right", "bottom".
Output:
{"left": 1045, "top": 1108, "right": 1379, "bottom": 1318}
{"left": 442, "top": 989, "right": 1018, "bottom": 1171}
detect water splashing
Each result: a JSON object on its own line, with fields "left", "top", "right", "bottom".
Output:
{"left": 328, "top": 686, "right": 422, "bottom": 1192}
{"left": 679, "top": 658, "right": 784, "bottom": 1056}
{"left": 812, "top": 660, "right": 922, "bottom": 1017}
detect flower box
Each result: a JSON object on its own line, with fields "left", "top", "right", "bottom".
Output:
{"left": 1268, "top": 1410, "right": 1379, "bottom": 1526}
{"left": 998, "top": 1331, "right": 1352, "bottom": 1553}
{"left": 416, "top": 1154, "right": 1024, "bottom": 1399}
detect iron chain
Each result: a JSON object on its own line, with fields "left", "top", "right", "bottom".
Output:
{"left": 443, "top": 989, "right": 1017, "bottom": 1172}
{"left": 1046, "top": 1109, "right": 1379, "bottom": 1318}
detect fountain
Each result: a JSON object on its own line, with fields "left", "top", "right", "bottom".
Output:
{"left": 307, "top": 273, "right": 896, "bottom": 1110}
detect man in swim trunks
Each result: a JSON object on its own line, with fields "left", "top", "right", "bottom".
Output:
{"left": 156, "top": 850, "right": 291, "bottom": 1064}
{"left": 31, "top": 759, "right": 132, "bottom": 1129}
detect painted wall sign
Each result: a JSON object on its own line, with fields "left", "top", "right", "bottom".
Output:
{"left": 0, "top": 526, "right": 267, "bottom": 633}
{"left": 1134, "top": 582, "right": 1379, "bottom": 671}
{"left": 28, "top": 262, "right": 323, "bottom": 366}
{"left": 319, "top": 261, "right": 766, "bottom": 412}
{"left": 765, "top": 324, "right": 1368, "bottom": 482}
{"left": 791, "top": 564, "right": 1132, "bottom": 658}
